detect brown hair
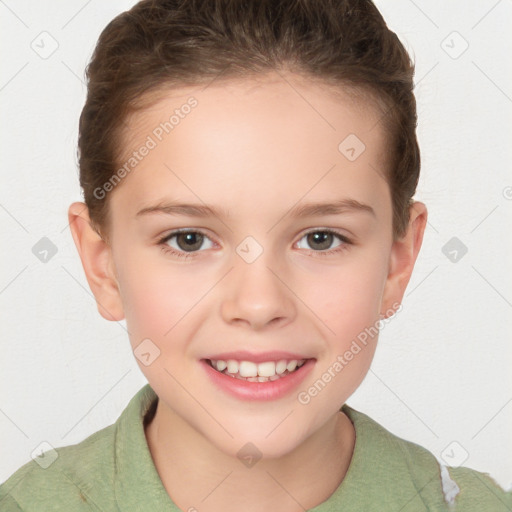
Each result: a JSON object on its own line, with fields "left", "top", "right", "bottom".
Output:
{"left": 78, "top": 0, "right": 420, "bottom": 241}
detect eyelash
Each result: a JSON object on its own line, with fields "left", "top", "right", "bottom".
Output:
{"left": 157, "top": 228, "right": 353, "bottom": 260}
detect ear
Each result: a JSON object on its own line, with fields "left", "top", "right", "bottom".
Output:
{"left": 67, "top": 202, "right": 125, "bottom": 321}
{"left": 381, "top": 201, "right": 427, "bottom": 317}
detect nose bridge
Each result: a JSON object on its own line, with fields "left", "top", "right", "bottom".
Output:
{"left": 220, "top": 239, "right": 296, "bottom": 329}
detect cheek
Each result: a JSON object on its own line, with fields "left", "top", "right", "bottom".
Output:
{"left": 115, "top": 253, "right": 197, "bottom": 344}
{"left": 299, "top": 250, "right": 389, "bottom": 337}
{"left": 296, "top": 258, "right": 387, "bottom": 410}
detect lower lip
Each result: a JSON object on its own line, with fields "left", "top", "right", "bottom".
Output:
{"left": 201, "top": 359, "right": 315, "bottom": 401}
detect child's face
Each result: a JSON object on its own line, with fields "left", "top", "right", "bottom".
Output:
{"left": 74, "top": 73, "right": 425, "bottom": 458}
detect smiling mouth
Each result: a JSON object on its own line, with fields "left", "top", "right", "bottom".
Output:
{"left": 205, "top": 358, "right": 310, "bottom": 382}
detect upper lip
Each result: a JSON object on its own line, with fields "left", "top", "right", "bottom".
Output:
{"left": 203, "top": 351, "right": 313, "bottom": 363}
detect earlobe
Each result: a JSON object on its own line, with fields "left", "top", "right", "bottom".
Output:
{"left": 381, "top": 201, "right": 428, "bottom": 317}
{"left": 67, "top": 202, "right": 125, "bottom": 322}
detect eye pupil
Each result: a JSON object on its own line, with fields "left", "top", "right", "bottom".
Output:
{"left": 307, "top": 231, "right": 333, "bottom": 250}
{"left": 177, "top": 232, "right": 203, "bottom": 251}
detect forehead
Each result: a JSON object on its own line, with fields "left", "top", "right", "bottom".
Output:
{"left": 121, "top": 73, "right": 382, "bottom": 151}
{"left": 111, "top": 73, "right": 389, "bottom": 220}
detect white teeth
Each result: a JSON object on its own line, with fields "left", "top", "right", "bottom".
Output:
{"left": 286, "top": 360, "right": 298, "bottom": 372}
{"left": 226, "top": 359, "right": 239, "bottom": 374}
{"left": 216, "top": 360, "right": 227, "bottom": 372}
{"left": 239, "top": 361, "right": 258, "bottom": 377}
{"left": 275, "top": 360, "right": 287, "bottom": 374}
{"left": 257, "top": 361, "right": 276, "bottom": 377}
{"left": 209, "top": 357, "right": 309, "bottom": 379}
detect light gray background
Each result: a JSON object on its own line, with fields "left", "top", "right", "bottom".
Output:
{"left": 1, "top": 0, "right": 511, "bottom": 490}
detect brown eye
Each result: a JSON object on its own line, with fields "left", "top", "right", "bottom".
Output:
{"left": 296, "top": 230, "right": 349, "bottom": 252}
{"left": 306, "top": 231, "right": 333, "bottom": 251}
{"left": 162, "top": 230, "right": 214, "bottom": 253}
{"left": 176, "top": 232, "right": 204, "bottom": 251}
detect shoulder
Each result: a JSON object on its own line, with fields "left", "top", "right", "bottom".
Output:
{"left": 342, "top": 405, "right": 512, "bottom": 511}
{"left": 445, "top": 465, "right": 512, "bottom": 511}
{"left": 0, "top": 384, "right": 158, "bottom": 512}
{"left": 0, "top": 422, "right": 117, "bottom": 511}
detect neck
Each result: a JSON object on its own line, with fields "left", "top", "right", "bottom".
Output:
{"left": 144, "top": 403, "right": 355, "bottom": 512}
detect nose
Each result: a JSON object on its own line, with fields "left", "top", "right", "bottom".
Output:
{"left": 220, "top": 252, "right": 297, "bottom": 331}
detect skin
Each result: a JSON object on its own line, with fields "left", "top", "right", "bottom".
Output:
{"left": 68, "top": 72, "right": 427, "bottom": 511}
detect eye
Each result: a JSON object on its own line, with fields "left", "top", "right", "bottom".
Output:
{"left": 159, "top": 229, "right": 215, "bottom": 255}
{"left": 296, "top": 229, "right": 351, "bottom": 253}
{"left": 158, "top": 228, "right": 351, "bottom": 259}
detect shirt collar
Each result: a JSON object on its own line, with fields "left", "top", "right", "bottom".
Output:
{"left": 114, "top": 383, "right": 180, "bottom": 511}
{"left": 112, "top": 384, "right": 441, "bottom": 510}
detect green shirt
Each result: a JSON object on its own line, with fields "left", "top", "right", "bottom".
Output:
{"left": 1, "top": 383, "right": 510, "bottom": 511}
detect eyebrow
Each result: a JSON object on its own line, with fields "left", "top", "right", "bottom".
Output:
{"left": 135, "top": 198, "right": 375, "bottom": 219}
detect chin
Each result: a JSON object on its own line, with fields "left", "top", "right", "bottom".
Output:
{"left": 206, "top": 421, "right": 311, "bottom": 462}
